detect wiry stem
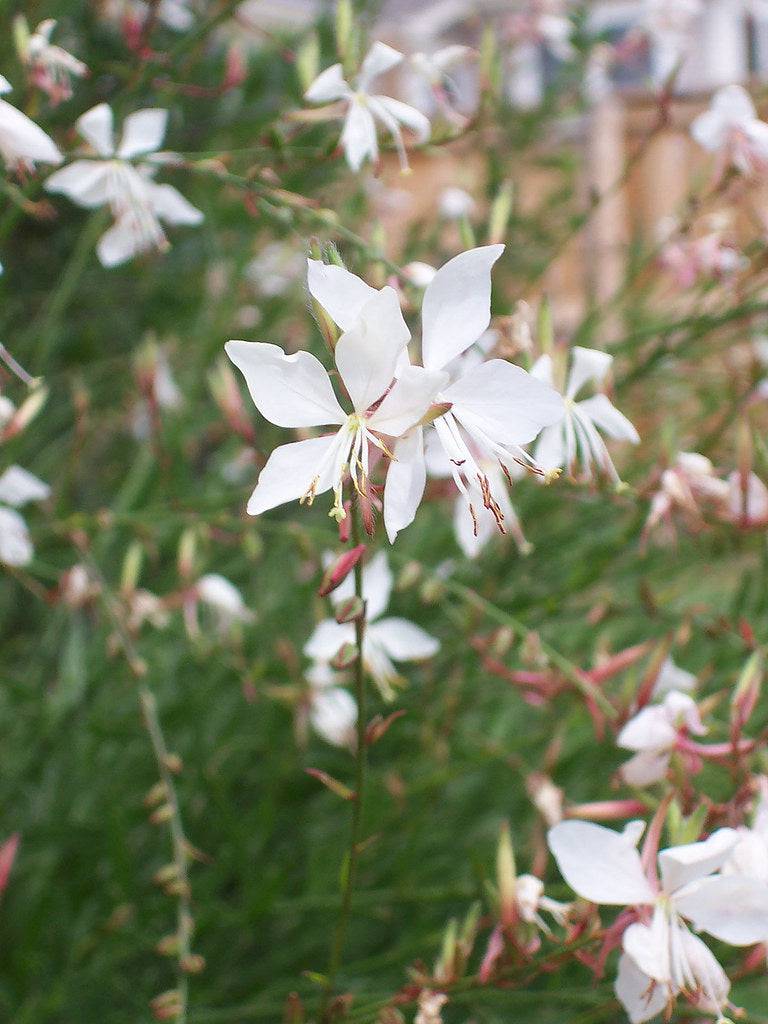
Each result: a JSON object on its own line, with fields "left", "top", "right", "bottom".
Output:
{"left": 319, "top": 495, "right": 368, "bottom": 1021}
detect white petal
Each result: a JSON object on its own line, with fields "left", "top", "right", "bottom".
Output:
{"left": 0, "top": 507, "right": 33, "bottom": 566}
{"left": 0, "top": 100, "right": 62, "bottom": 166}
{"left": 534, "top": 422, "right": 566, "bottom": 471}
{"left": 421, "top": 246, "right": 505, "bottom": 372}
{"left": 383, "top": 427, "right": 426, "bottom": 543}
{"left": 679, "top": 928, "right": 731, "bottom": 1011}
{"left": 0, "top": 76, "right": 12, "bottom": 95}
{"left": 146, "top": 182, "right": 203, "bottom": 225}
{"left": 368, "top": 366, "right": 447, "bottom": 437}
{"left": 197, "top": 574, "right": 253, "bottom": 623}
{"left": 618, "top": 706, "right": 677, "bottom": 753}
{"left": 661, "top": 690, "right": 706, "bottom": 736}
{"left": 454, "top": 488, "right": 496, "bottom": 558}
{"left": 369, "top": 617, "right": 439, "bottom": 661}
{"left": 652, "top": 657, "right": 696, "bottom": 698}
{"left": 445, "top": 360, "right": 565, "bottom": 447}
{"left": 118, "top": 108, "right": 168, "bottom": 158}
{"left": 76, "top": 103, "right": 114, "bottom": 155}
{"left": 225, "top": 341, "right": 345, "bottom": 428}
{"left": 304, "top": 618, "right": 354, "bottom": 661}
{"left": 371, "top": 96, "right": 430, "bottom": 144}
{"left": 615, "top": 952, "right": 668, "bottom": 1024}
{"left": 304, "top": 63, "right": 349, "bottom": 103}
{"left": 358, "top": 41, "right": 403, "bottom": 91}
{"left": 623, "top": 910, "right": 672, "bottom": 984}
{"left": 310, "top": 686, "right": 357, "bottom": 747}
{"left": 44, "top": 160, "right": 111, "bottom": 207}
{"left": 712, "top": 84, "right": 757, "bottom": 125}
{"left": 306, "top": 259, "right": 378, "bottom": 332}
{"left": 334, "top": 287, "right": 410, "bottom": 413}
{"left": 547, "top": 821, "right": 655, "bottom": 906}
{"left": 529, "top": 353, "right": 554, "bottom": 386}
{"left": 659, "top": 829, "right": 739, "bottom": 895}
{"left": 674, "top": 874, "right": 768, "bottom": 944}
{"left": 246, "top": 434, "right": 340, "bottom": 515}
{"left": 621, "top": 750, "right": 671, "bottom": 787}
{"left": 0, "top": 466, "right": 50, "bottom": 507}
{"left": 341, "top": 99, "right": 378, "bottom": 171}
{"left": 577, "top": 394, "right": 640, "bottom": 443}
{"left": 566, "top": 346, "right": 613, "bottom": 398}
{"left": 97, "top": 219, "right": 143, "bottom": 268}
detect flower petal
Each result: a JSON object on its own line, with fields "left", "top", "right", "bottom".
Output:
{"left": 306, "top": 259, "right": 378, "bottom": 332}
{"left": 358, "top": 41, "right": 403, "bottom": 91}
{"left": 445, "top": 359, "right": 565, "bottom": 447}
{"left": 246, "top": 434, "right": 341, "bottom": 516}
{"left": 372, "top": 96, "right": 430, "bottom": 143}
{"left": 341, "top": 98, "right": 378, "bottom": 171}
{"left": 674, "top": 874, "right": 768, "bottom": 944}
{"left": 310, "top": 686, "right": 357, "bottom": 747}
{"left": 623, "top": 910, "right": 672, "bottom": 984}
{"left": 566, "top": 346, "right": 613, "bottom": 398}
{"left": 117, "top": 108, "right": 168, "bottom": 159}
{"left": 45, "top": 160, "right": 111, "bottom": 207}
{"left": 547, "top": 821, "right": 655, "bottom": 905}
{"left": 0, "top": 100, "right": 62, "bottom": 166}
{"left": 225, "top": 341, "right": 345, "bottom": 428}
{"left": 621, "top": 750, "right": 671, "bottom": 787}
{"left": 146, "top": 182, "right": 203, "bottom": 225}
{"left": 304, "top": 63, "right": 349, "bottom": 103}
{"left": 618, "top": 706, "right": 678, "bottom": 753}
{"left": 97, "top": 218, "right": 144, "bottom": 268}
{"left": 76, "top": 103, "right": 114, "bottom": 155}
{"left": 659, "top": 829, "right": 739, "bottom": 895}
{"left": 334, "top": 287, "right": 410, "bottom": 413}
{"left": 369, "top": 618, "right": 439, "bottom": 661}
{"left": 0, "top": 507, "right": 33, "bottom": 566}
{"left": 421, "top": 246, "right": 505, "bottom": 372}
{"left": 383, "top": 428, "right": 426, "bottom": 544}
{"left": 0, "top": 466, "right": 50, "bottom": 508}
{"left": 615, "top": 952, "right": 668, "bottom": 1024}
{"left": 577, "top": 394, "right": 640, "bottom": 443}
{"left": 304, "top": 617, "right": 354, "bottom": 661}
{"left": 368, "top": 366, "right": 447, "bottom": 437}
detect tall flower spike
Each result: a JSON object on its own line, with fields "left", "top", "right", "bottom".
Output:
{"left": 531, "top": 346, "right": 639, "bottom": 484}
{"left": 304, "top": 42, "right": 430, "bottom": 172}
{"left": 226, "top": 267, "right": 446, "bottom": 525}
{"left": 0, "top": 75, "right": 62, "bottom": 172}
{"left": 45, "top": 103, "right": 202, "bottom": 267}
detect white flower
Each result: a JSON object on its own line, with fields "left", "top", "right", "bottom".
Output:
{"left": 22, "top": 19, "right": 87, "bottom": 105}
{"left": 102, "top": 0, "right": 195, "bottom": 33}
{"left": 0, "top": 465, "right": 50, "bottom": 567}
{"left": 617, "top": 690, "right": 706, "bottom": 787}
{"left": 382, "top": 246, "right": 564, "bottom": 542}
{"left": 726, "top": 470, "right": 768, "bottom": 527}
{"left": 515, "top": 873, "right": 571, "bottom": 929}
{"left": 438, "top": 186, "right": 475, "bottom": 220}
{"left": 226, "top": 265, "right": 445, "bottom": 524}
{"left": 531, "top": 347, "right": 639, "bottom": 483}
{"left": 722, "top": 777, "right": 768, "bottom": 886}
{"left": 691, "top": 85, "right": 768, "bottom": 176}
{"left": 401, "top": 261, "right": 437, "bottom": 288}
{"left": 306, "top": 662, "right": 357, "bottom": 748}
{"left": 304, "top": 42, "right": 430, "bottom": 172}
{"left": 45, "top": 103, "right": 203, "bottom": 267}
{"left": 246, "top": 242, "right": 304, "bottom": 297}
{"left": 196, "top": 573, "right": 254, "bottom": 632}
{"left": 0, "top": 75, "right": 62, "bottom": 172}
{"left": 305, "top": 551, "right": 438, "bottom": 701}
{"left": 549, "top": 820, "right": 768, "bottom": 1023}
{"left": 652, "top": 656, "right": 696, "bottom": 698}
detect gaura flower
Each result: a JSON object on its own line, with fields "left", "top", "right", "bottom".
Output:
{"left": 725, "top": 469, "right": 768, "bottom": 528}
{"left": 617, "top": 690, "right": 706, "bottom": 787}
{"left": 381, "top": 245, "right": 564, "bottom": 542}
{"left": 0, "top": 464, "right": 50, "bottom": 567}
{"left": 20, "top": 19, "right": 87, "bottom": 105}
{"left": 643, "top": 451, "right": 730, "bottom": 546}
{"left": 45, "top": 103, "right": 202, "bottom": 267}
{"left": 691, "top": 85, "right": 768, "bottom": 176}
{"left": 651, "top": 656, "right": 696, "bottom": 698}
{"left": 438, "top": 186, "right": 475, "bottom": 220}
{"left": 0, "top": 75, "right": 62, "bottom": 172}
{"left": 531, "top": 346, "right": 639, "bottom": 484}
{"left": 722, "top": 776, "right": 768, "bottom": 887}
{"left": 226, "top": 265, "right": 445, "bottom": 523}
{"left": 305, "top": 551, "right": 438, "bottom": 701}
{"left": 189, "top": 573, "right": 255, "bottom": 636}
{"left": 304, "top": 42, "right": 430, "bottom": 172}
{"left": 305, "top": 662, "right": 357, "bottom": 748}
{"left": 506, "top": 1, "right": 576, "bottom": 61}
{"left": 549, "top": 820, "right": 768, "bottom": 1023}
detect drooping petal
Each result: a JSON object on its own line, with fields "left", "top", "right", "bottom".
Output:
{"left": 0, "top": 100, "right": 62, "bottom": 167}
{"left": 0, "top": 507, "right": 33, "bottom": 566}
{"left": 146, "top": 182, "right": 203, "bottom": 225}
{"left": 615, "top": 952, "right": 668, "bottom": 1024}
{"left": 369, "top": 617, "right": 439, "bottom": 661}
{"left": 75, "top": 102, "right": 114, "bottom": 155}
{"left": 547, "top": 820, "right": 655, "bottom": 906}
{"left": 306, "top": 259, "right": 378, "bottom": 332}
{"left": 304, "top": 63, "right": 350, "bottom": 103}
{"left": 622, "top": 910, "right": 672, "bottom": 984}
{"left": 310, "top": 686, "right": 357, "bottom": 747}
{"left": 674, "top": 874, "right": 768, "bottom": 944}
{"left": 341, "top": 99, "right": 378, "bottom": 171}
{"left": 620, "top": 750, "right": 671, "bottom": 787}
{"left": 444, "top": 360, "right": 565, "bottom": 447}
{"left": 304, "top": 617, "right": 355, "bottom": 662}
{"left": 225, "top": 341, "right": 345, "bottom": 428}
{"left": 357, "top": 41, "right": 403, "bottom": 91}
{"left": 0, "top": 467, "right": 50, "bottom": 508}
{"left": 334, "top": 287, "right": 410, "bottom": 413}
{"left": 617, "top": 706, "right": 678, "bottom": 753}
{"left": 577, "top": 394, "right": 640, "bottom": 443}
{"left": 247, "top": 434, "right": 341, "bottom": 515}
{"left": 421, "top": 246, "right": 505, "bottom": 372}
{"left": 678, "top": 928, "right": 731, "bottom": 1012}
{"left": 117, "top": 108, "right": 168, "bottom": 159}
{"left": 97, "top": 218, "right": 144, "bottom": 268}
{"left": 383, "top": 428, "right": 426, "bottom": 544}
{"left": 659, "top": 829, "right": 739, "bottom": 895}
{"left": 372, "top": 95, "right": 430, "bottom": 143}
{"left": 533, "top": 422, "right": 567, "bottom": 472}
{"left": 368, "top": 366, "right": 447, "bottom": 437}
{"left": 566, "top": 346, "right": 613, "bottom": 399}
{"left": 44, "top": 160, "right": 111, "bottom": 207}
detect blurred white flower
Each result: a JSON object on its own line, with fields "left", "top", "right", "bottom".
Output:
{"left": 617, "top": 689, "right": 706, "bottom": 786}
{"left": 651, "top": 656, "right": 697, "bottom": 698}
{"left": 132, "top": 345, "right": 182, "bottom": 439}
{"left": 103, "top": 0, "right": 195, "bottom": 33}
{"left": 0, "top": 75, "right": 62, "bottom": 172}
{"left": 21, "top": 19, "right": 87, "bottom": 105}
{"left": 643, "top": 452, "right": 729, "bottom": 545}
{"left": 246, "top": 242, "right": 304, "bottom": 298}
{"left": 196, "top": 573, "right": 254, "bottom": 632}
{"left": 722, "top": 777, "right": 768, "bottom": 886}
{"left": 45, "top": 103, "right": 203, "bottom": 267}
{"left": 305, "top": 551, "right": 438, "bottom": 701}
{"left": 726, "top": 470, "right": 768, "bottom": 527}
{"left": 691, "top": 85, "right": 768, "bottom": 176}
{"left": 304, "top": 42, "right": 430, "bottom": 172}
{"left": 305, "top": 662, "right": 357, "bottom": 748}
{"left": 0, "top": 465, "right": 50, "bottom": 567}
{"left": 531, "top": 347, "right": 639, "bottom": 484}
{"left": 438, "top": 186, "right": 475, "bottom": 220}
{"left": 227, "top": 265, "right": 444, "bottom": 523}
{"left": 401, "top": 261, "right": 437, "bottom": 288}
{"left": 414, "top": 990, "right": 448, "bottom": 1024}
{"left": 549, "top": 820, "right": 768, "bottom": 1023}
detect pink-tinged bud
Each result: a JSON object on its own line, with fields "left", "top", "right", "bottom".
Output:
{"left": 496, "top": 821, "right": 517, "bottom": 927}
{"left": 479, "top": 923, "right": 504, "bottom": 983}
{"left": 177, "top": 528, "right": 197, "bottom": 582}
{"left": 1, "top": 384, "right": 47, "bottom": 440}
{"left": 0, "top": 833, "right": 20, "bottom": 898}
{"left": 318, "top": 545, "right": 366, "bottom": 597}
{"left": 365, "top": 710, "right": 406, "bottom": 747}
{"left": 335, "top": 596, "right": 364, "bottom": 624}
{"left": 586, "top": 643, "right": 650, "bottom": 686}
{"left": 338, "top": 502, "right": 352, "bottom": 543}
{"left": 223, "top": 44, "right": 247, "bottom": 91}
{"left": 568, "top": 799, "right": 647, "bottom": 821}
{"left": 731, "top": 651, "right": 762, "bottom": 736}
{"left": 305, "top": 768, "right": 356, "bottom": 801}
{"left": 640, "top": 793, "right": 674, "bottom": 885}
{"left": 180, "top": 954, "right": 206, "bottom": 975}
{"left": 149, "top": 990, "right": 183, "bottom": 1021}
{"left": 330, "top": 642, "right": 359, "bottom": 670}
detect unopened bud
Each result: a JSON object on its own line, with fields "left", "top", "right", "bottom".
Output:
{"left": 177, "top": 529, "right": 196, "bottom": 581}
{"left": 150, "top": 990, "right": 183, "bottom": 1021}
{"left": 150, "top": 804, "right": 174, "bottom": 825}
{"left": 153, "top": 864, "right": 179, "bottom": 887}
{"left": 487, "top": 181, "right": 513, "bottom": 245}
{"left": 732, "top": 650, "right": 762, "bottom": 730}
{"left": 318, "top": 544, "right": 366, "bottom": 597}
{"left": 330, "top": 642, "right": 359, "bottom": 670}
{"left": 396, "top": 561, "right": 421, "bottom": 591}
{"left": 164, "top": 879, "right": 191, "bottom": 898}
{"left": 537, "top": 296, "right": 554, "bottom": 354}
{"left": 181, "top": 953, "right": 206, "bottom": 974}
{"left": 144, "top": 781, "right": 168, "bottom": 808}
{"left": 296, "top": 33, "right": 320, "bottom": 94}
{"left": 163, "top": 753, "right": 183, "bottom": 774}
{"left": 496, "top": 821, "right": 517, "bottom": 926}
{"left": 120, "top": 541, "right": 144, "bottom": 596}
{"left": 335, "top": 596, "right": 364, "bottom": 624}
{"left": 156, "top": 934, "right": 180, "bottom": 957}
{"left": 335, "top": 0, "right": 353, "bottom": 61}
{"left": 3, "top": 384, "right": 48, "bottom": 439}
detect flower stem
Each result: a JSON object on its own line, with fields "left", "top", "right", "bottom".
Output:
{"left": 319, "top": 496, "right": 368, "bottom": 1021}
